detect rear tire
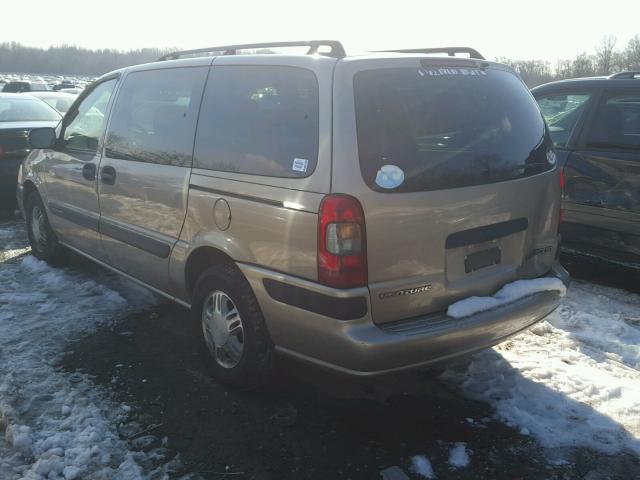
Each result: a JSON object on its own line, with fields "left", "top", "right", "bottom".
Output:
{"left": 25, "top": 190, "right": 64, "bottom": 264}
{"left": 191, "top": 263, "right": 274, "bottom": 390}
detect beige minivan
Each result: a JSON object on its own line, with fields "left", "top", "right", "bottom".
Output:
{"left": 18, "top": 41, "right": 569, "bottom": 388}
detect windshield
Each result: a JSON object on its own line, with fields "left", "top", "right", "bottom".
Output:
{"left": 354, "top": 66, "right": 553, "bottom": 193}
{"left": 0, "top": 96, "right": 61, "bottom": 122}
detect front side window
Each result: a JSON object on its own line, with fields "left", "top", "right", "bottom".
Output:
{"left": 587, "top": 91, "right": 640, "bottom": 151}
{"left": 63, "top": 79, "right": 117, "bottom": 152}
{"left": 105, "top": 67, "right": 208, "bottom": 167}
{"left": 537, "top": 93, "right": 591, "bottom": 147}
{"left": 194, "top": 66, "right": 319, "bottom": 178}
{"left": 354, "top": 67, "right": 552, "bottom": 193}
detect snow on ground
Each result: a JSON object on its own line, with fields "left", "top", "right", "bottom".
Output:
{"left": 447, "top": 442, "right": 470, "bottom": 468}
{"left": 0, "top": 222, "right": 173, "bottom": 479}
{"left": 443, "top": 279, "right": 640, "bottom": 456}
{"left": 2, "top": 217, "right": 640, "bottom": 477}
{"left": 410, "top": 454, "right": 435, "bottom": 478}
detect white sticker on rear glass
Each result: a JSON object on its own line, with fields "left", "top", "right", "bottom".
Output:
{"left": 418, "top": 67, "right": 487, "bottom": 77}
{"left": 375, "top": 165, "right": 405, "bottom": 189}
{"left": 292, "top": 158, "right": 309, "bottom": 173}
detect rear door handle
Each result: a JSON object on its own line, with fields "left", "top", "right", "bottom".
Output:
{"left": 101, "top": 165, "right": 116, "bottom": 185}
{"left": 82, "top": 163, "right": 96, "bottom": 181}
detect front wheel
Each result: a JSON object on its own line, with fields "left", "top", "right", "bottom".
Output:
{"left": 25, "top": 190, "right": 64, "bottom": 264}
{"left": 191, "top": 263, "right": 275, "bottom": 389}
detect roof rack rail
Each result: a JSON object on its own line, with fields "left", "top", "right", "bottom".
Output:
{"left": 157, "top": 40, "right": 346, "bottom": 61}
{"left": 609, "top": 71, "right": 640, "bottom": 79}
{"left": 375, "top": 47, "right": 485, "bottom": 60}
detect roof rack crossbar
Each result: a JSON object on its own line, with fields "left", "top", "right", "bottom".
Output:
{"left": 375, "top": 47, "right": 485, "bottom": 60}
{"left": 609, "top": 71, "right": 640, "bottom": 79}
{"left": 157, "top": 40, "right": 346, "bottom": 61}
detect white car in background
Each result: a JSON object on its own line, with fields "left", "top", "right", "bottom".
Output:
{"left": 27, "top": 91, "right": 77, "bottom": 115}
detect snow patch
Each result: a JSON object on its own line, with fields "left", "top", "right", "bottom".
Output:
{"left": 410, "top": 455, "right": 435, "bottom": 478}
{"left": 443, "top": 280, "right": 640, "bottom": 456}
{"left": 0, "top": 222, "right": 164, "bottom": 479}
{"left": 447, "top": 277, "right": 566, "bottom": 318}
{"left": 448, "top": 442, "right": 470, "bottom": 468}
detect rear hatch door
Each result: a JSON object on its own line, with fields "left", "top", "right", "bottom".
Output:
{"left": 332, "top": 57, "right": 561, "bottom": 324}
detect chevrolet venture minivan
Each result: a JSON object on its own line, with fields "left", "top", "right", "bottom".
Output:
{"left": 18, "top": 41, "right": 569, "bottom": 388}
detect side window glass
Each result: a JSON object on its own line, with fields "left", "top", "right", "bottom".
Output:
{"left": 587, "top": 92, "right": 640, "bottom": 151}
{"left": 104, "top": 67, "right": 208, "bottom": 167}
{"left": 194, "top": 66, "right": 319, "bottom": 178}
{"left": 63, "top": 79, "right": 117, "bottom": 152}
{"left": 536, "top": 93, "right": 591, "bottom": 148}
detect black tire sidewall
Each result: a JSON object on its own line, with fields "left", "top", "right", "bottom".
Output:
{"left": 191, "top": 264, "right": 273, "bottom": 389}
{"left": 25, "top": 191, "right": 61, "bottom": 262}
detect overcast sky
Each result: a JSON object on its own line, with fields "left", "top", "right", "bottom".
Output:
{"left": 3, "top": 0, "right": 639, "bottom": 62}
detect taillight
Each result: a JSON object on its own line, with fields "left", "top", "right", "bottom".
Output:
{"left": 318, "top": 195, "right": 367, "bottom": 288}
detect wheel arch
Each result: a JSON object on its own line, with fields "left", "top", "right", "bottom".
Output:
{"left": 22, "top": 179, "right": 38, "bottom": 203}
{"left": 184, "top": 246, "right": 238, "bottom": 300}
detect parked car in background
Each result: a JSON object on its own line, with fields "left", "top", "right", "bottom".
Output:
{"left": 52, "top": 80, "right": 76, "bottom": 91}
{"left": 28, "top": 91, "right": 77, "bottom": 115}
{"left": 533, "top": 72, "right": 640, "bottom": 267}
{"left": 58, "top": 87, "right": 84, "bottom": 95}
{"left": 18, "top": 41, "right": 568, "bottom": 388}
{"left": 0, "top": 93, "right": 61, "bottom": 210}
{"left": 2, "top": 81, "right": 50, "bottom": 93}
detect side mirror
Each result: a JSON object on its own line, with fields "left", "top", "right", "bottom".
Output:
{"left": 28, "top": 127, "right": 57, "bottom": 149}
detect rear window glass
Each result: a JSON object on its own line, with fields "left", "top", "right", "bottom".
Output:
{"left": 194, "top": 66, "right": 319, "bottom": 178}
{"left": 354, "top": 67, "right": 553, "bottom": 193}
{"left": 537, "top": 93, "right": 591, "bottom": 147}
{"left": 0, "top": 97, "right": 61, "bottom": 122}
{"left": 587, "top": 93, "right": 640, "bottom": 150}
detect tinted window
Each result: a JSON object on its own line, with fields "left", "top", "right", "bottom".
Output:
{"left": 63, "top": 79, "right": 116, "bottom": 152}
{"left": 105, "top": 68, "right": 207, "bottom": 167}
{"left": 2, "top": 82, "right": 29, "bottom": 93}
{"left": 537, "top": 93, "right": 591, "bottom": 147}
{"left": 0, "top": 97, "right": 61, "bottom": 122}
{"left": 194, "top": 66, "right": 319, "bottom": 177}
{"left": 587, "top": 92, "right": 640, "bottom": 150}
{"left": 354, "top": 67, "right": 553, "bottom": 193}
{"left": 30, "top": 83, "right": 48, "bottom": 92}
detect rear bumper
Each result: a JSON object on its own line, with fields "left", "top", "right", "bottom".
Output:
{"left": 239, "top": 262, "right": 570, "bottom": 376}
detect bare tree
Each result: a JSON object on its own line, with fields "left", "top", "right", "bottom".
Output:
{"left": 595, "top": 35, "right": 617, "bottom": 75}
{"left": 572, "top": 53, "right": 596, "bottom": 78}
{"left": 625, "top": 34, "right": 640, "bottom": 70}
{"left": 555, "top": 59, "right": 574, "bottom": 80}
{"left": 497, "top": 58, "right": 554, "bottom": 87}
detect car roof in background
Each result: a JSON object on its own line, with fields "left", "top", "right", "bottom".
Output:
{"left": 0, "top": 92, "right": 40, "bottom": 99}
{"left": 532, "top": 73, "right": 640, "bottom": 93}
{"left": 28, "top": 91, "right": 76, "bottom": 98}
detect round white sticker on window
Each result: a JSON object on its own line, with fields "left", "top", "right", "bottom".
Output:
{"left": 375, "top": 165, "right": 405, "bottom": 189}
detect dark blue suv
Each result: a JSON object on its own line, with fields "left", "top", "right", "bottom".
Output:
{"left": 532, "top": 72, "right": 640, "bottom": 267}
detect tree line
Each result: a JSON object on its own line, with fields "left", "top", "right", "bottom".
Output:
{"left": 0, "top": 42, "right": 170, "bottom": 76}
{"left": 500, "top": 34, "right": 640, "bottom": 87}
{"left": 1, "top": 36, "right": 639, "bottom": 83}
